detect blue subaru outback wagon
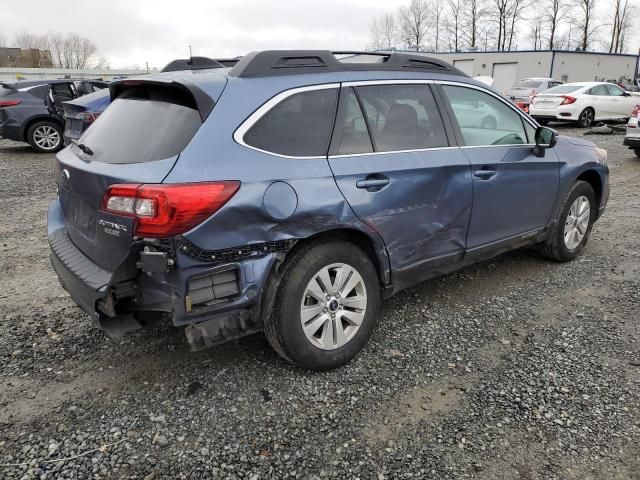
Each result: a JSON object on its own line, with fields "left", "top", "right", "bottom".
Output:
{"left": 48, "top": 51, "right": 609, "bottom": 370}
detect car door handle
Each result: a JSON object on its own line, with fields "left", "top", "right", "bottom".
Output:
{"left": 356, "top": 178, "right": 390, "bottom": 189}
{"left": 474, "top": 169, "right": 497, "bottom": 179}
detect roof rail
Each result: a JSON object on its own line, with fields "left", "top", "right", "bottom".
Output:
{"left": 160, "top": 56, "right": 225, "bottom": 73}
{"left": 228, "top": 50, "right": 467, "bottom": 78}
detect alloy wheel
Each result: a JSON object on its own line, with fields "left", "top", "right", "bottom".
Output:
{"left": 33, "top": 125, "right": 61, "bottom": 151}
{"left": 580, "top": 109, "right": 593, "bottom": 127}
{"left": 564, "top": 195, "right": 590, "bottom": 250}
{"left": 300, "top": 263, "right": 367, "bottom": 350}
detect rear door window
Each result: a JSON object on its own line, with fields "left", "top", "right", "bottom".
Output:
{"left": 333, "top": 87, "right": 373, "bottom": 155}
{"left": 605, "top": 84, "right": 625, "bottom": 96}
{"left": 355, "top": 84, "right": 448, "bottom": 152}
{"left": 243, "top": 87, "right": 339, "bottom": 157}
{"left": 78, "top": 86, "right": 202, "bottom": 164}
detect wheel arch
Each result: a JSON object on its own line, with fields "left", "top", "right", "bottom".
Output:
{"left": 288, "top": 228, "right": 390, "bottom": 289}
{"left": 20, "top": 115, "right": 63, "bottom": 141}
{"left": 258, "top": 227, "right": 391, "bottom": 331}
{"left": 576, "top": 169, "right": 603, "bottom": 210}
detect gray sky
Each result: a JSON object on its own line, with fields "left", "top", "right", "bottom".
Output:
{"left": 1, "top": 0, "right": 638, "bottom": 70}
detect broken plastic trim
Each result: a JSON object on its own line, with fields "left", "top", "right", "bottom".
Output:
{"left": 177, "top": 237, "right": 297, "bottom": 263}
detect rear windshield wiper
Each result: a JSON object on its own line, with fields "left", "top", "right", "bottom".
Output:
{"left": 71, "top": 139, "right": 94, "bottom": 156}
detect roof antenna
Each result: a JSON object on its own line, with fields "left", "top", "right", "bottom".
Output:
{"left": 188, "top": 45, "right": 193, "bottom": 69}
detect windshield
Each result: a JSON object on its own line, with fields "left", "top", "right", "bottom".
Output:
{"left": 79, "top": 88, "right": 202, "bottom": 164}
{"left": 543, "top": 85, "right": 582, "bottom": 94}
{"left": 516, "top": 80, "right": 543, "bottom": 88}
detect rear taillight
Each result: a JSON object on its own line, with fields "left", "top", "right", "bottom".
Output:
{"left": 560, "top": 95, "right": 576, "bottom": 105}
{"left": 631, "top": 105, "right": 639, "bottom": 118}
{"left": 101, "top": 181, "right": 240, "bottom": 238}
{"left": 79, "top": 112, "right": 99, "bottom": 124}
{"left": 0, "top": 100, "right": 22, "bottom": 107}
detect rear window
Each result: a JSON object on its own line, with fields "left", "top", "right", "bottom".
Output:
{"left": 544, "top": 85, "right": 582, "bottom": 94}
{"left": 517, "top": 80, "right": 543, "bottom": 88}
{"left": 243, "top": 88, "right": 339, "bottom": 157}
{"left": 78, "top": 86, "right": 202, "bottom": 164}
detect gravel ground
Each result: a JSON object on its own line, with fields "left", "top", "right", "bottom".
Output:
{"left": 0, "top": 127, "right": 639, "bottom": 480}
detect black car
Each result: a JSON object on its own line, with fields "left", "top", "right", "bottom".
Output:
{"left": 0, "top": 79, "right": 107, "bottom": 153}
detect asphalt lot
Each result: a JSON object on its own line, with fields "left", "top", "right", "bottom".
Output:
{"left": 0, "top": 127, "right": 639, "bottom": 480}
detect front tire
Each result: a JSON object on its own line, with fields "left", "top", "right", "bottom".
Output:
{"left": 537, "top": 181, "right": 596, "bottom": 262}
{"left": 577, "top": 108, "right": 595, "bottom": 128}
{"left": 265, "top": 241, "right": 381, "bottom": 370}
{"left": 27, "top": 120, "right": 64, "bottom": 153}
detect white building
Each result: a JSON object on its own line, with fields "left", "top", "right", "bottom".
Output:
{"left": 420, "top": 50, "right": 639, "bottom": 93}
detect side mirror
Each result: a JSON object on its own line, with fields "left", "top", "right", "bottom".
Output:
{"left": 622, "top": 91, "right": 631, "bottom": 97}
{"left": 533, "top": 126, "right": 558, "bottom": 158}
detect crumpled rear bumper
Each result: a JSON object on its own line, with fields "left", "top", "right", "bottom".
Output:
{"left": 48, "top": 199, "right": 110, "bottom": 323}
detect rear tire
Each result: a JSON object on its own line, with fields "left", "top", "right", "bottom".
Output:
{"left": 537, "top": 180, "right": 596, "bottom": 262}
{"left": 265, "top": 241, "right": 380, "bottom": 370}
{"left": 634, "top": 148, "right": 640, "bottom": 158}
{"left": 27, "top": 120, "right": 64, "bottom": 153}
{"left": 576, "top": 108, "right": 595, "bottom": 128}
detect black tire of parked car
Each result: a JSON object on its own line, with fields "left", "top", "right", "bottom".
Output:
{"left": 634, "top": 148, "right": 640, "bottom": 158}
{"left": 576, "top": 108, "right": 595, "bottom": 128}
{"left": 26, "top": 120, "right": 64, "bottom": 153}
{"left": 537, "top": 180, "right": 596, "bottom": 262}
{"left": 537, "top": 119, "right": 550, "bottom": 126}
{"left": 265, "top": 240, "right": 381, "bottom": 371}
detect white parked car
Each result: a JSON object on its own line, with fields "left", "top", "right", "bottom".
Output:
{"left": 624, "top": 104, "right": 640, "bottom": 158}
{"left": 529, "top": 82, "right": 640, "bottom": 128}
{"left": 505, "top": 77, "right": 563, "bottom": 106}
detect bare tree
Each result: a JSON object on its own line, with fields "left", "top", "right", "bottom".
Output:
{"left": 608, "top": 0, "right": 634, "bottom": 53}
{"left": 398, "top": 0, "right": 431, "bottom": 49}
{"left": 461, "top": 0, "right": 487, "bottom": 49}
{"left": 445, "top": 0, "right": 464, "bottom": 52}
{"left": 0, "top": 33, "right": 6, "bottom": 48}
{"left": 528, "top": 21, "right": 544, "bottom": 49}
{"left": 492, "top": 0, "right": 510, "bottom": 50}
{"left": 506, "top": 0, "right": 529, "bottom": 50}
{"left": 14, "top": 31, "right": 47, "bottom": 50}
{"left": 14, "top": 31, "right": 101, "bottom": 68}
{"left": 46, "top": 32, "right": 99, "bottom": 69}
{"left": 369, "top": 13, "right": 397, "bottom": 50}
{"left": 432, "top": 0, "right": 445, "bottom": 51}
{"left": 573, "top": 0, "right": 599, "bottom": 50}
{"left": 543, "top": 0, "right": 571, "bottom": 49}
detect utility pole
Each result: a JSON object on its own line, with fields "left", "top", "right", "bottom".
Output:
{"left": 189, "top": 45, "right": 192, "bottom": 58}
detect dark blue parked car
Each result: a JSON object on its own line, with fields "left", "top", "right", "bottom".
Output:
{"left": 62, "top": 89, "right": 111, "bottom": 146}
{"left": 0, "top": 79, "right": 106, "bottom": 152}
{"left": 48, "top": 51, "right": 609, "bottom": 370}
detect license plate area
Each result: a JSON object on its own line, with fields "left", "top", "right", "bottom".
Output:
{"left": 60, "top": 188, "right": 96, "bottom": 239}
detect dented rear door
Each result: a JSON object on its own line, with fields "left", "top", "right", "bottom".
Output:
{"left": 328, "top": 83, "right": 472, "bottom": 279}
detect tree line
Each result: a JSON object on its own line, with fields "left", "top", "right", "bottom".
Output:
{"left": 0, "top": 32, "right": 106, "bottom": 69}
{"left": 369, "top": 0, "right": 637, "bottom": 53}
